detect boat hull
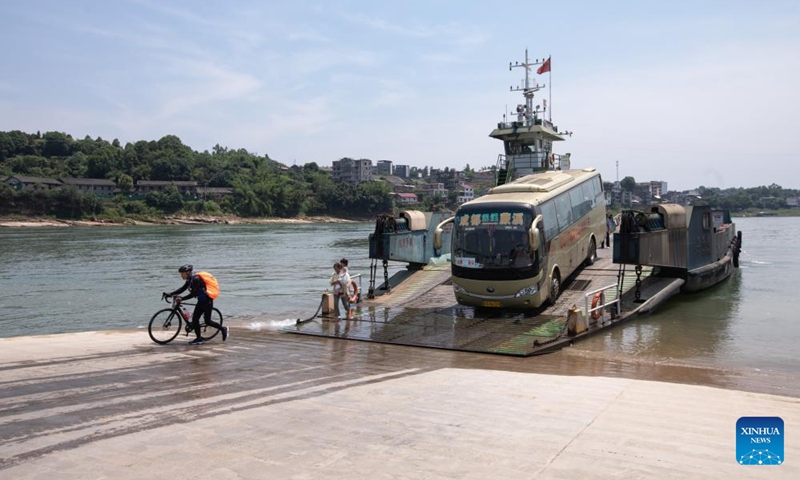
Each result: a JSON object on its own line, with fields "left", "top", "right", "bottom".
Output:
{"left": 682, "top": 248, "right": 735, "bottom": 293}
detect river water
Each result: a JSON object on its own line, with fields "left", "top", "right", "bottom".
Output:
{"left": 1, "top": 217, "right": 797, "bottom": 382}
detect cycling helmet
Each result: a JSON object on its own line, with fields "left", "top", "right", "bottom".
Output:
{"left": 178, "top": 264, "right": 193, "bottom": 273}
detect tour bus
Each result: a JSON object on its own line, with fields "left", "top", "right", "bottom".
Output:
{"left": 437, "top": 168, "right": 606, "bottom": 309}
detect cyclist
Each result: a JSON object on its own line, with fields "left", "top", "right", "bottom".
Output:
{"left": 164, "top": 264, "right": 228, "bottom": 345}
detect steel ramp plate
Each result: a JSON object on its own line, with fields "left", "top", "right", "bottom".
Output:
{"left": 285, "top": 305, "right": 566, "bottom": 356}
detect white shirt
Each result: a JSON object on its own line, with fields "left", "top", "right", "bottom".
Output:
{"left": 338, "top": 269, "right": 350, "bottom": 295}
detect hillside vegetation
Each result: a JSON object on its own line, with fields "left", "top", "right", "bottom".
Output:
{"left": 0, "top": 130, "right": 393, "bottom": 220}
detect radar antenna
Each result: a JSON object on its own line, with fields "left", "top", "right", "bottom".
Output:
{"left": 508, "top": 49, "right": 546, "bottom": 127}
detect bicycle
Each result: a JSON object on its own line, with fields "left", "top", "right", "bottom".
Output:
{"left": 148, "top": 293, "right": 224, "bottom": 345}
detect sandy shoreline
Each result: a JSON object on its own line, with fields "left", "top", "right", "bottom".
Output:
{"left": 0, "top": 214, "right": 364, "bottom": 228}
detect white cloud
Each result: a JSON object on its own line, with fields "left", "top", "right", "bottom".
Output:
{"left": 341, "top": 12, "right": 435, "bottom": 38}
{"left": 155, "top": 61, "right": 262, "bottom": 118}
{"left": 127, "top": 0, "right": 221, "bottom": 28}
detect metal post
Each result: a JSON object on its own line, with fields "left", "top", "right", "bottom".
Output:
{"left": 383, "top": 259, "right": 391, "bottom": 293}
{"left": 634, "top": 264, "right": 643, "bottom": 303}
{"left": 368, "top": 259, "right": 377, "bottom": 299}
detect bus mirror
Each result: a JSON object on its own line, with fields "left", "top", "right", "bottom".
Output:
{"left": 530, "top": 214, "right": 543, "bottom": 251}
{"left": 530, "top": 229, "right": 540, "bottom": 251}
{"left": 434, "top": 216, "right": 455, "bottom": 250}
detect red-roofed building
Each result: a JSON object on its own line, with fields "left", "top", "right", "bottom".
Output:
{"left": 396, "top": 192, "right": 418, "bottom": 205}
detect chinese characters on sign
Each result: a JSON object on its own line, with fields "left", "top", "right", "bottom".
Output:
{"left": 398, "top": 237, "right": 414, "bottom": 248}
{"left": 458, "top": 212, "right": 525, "bottom": 227}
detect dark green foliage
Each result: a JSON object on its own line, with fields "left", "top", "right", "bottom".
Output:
{"left": 42, "top": 132, "right": 73, "bottom": 157}
{"left": 0, "top": 132, "right": 15, "bottom": 161}
{"left": 145, "top": 185, "right": 184, "bottom": 213}
{"left": 1, "top": 130, "right": 397, "bottom": 219}
{"left": 0, "top": 185, "right": 103, "bottom": 218}
{"left": 117, "top": 173, "right": 134, "bottom": 193}
{"left": 0, "top": 183, "right": 14, "bottom": 212}
{"left": 620, "top": 176, "right": 636, "bottom": 192}
{"left": 49, "top": 186, "right": 103, "bottom": 218}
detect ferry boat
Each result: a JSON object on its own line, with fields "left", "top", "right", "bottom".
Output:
{"left": 290, "top": 50, "right": 743, "bottom": 357}
{"left": 614, "top": 203, "right": 742, "bottom": 293}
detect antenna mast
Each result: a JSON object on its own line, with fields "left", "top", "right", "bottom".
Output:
{"left": 509, "top": 49, "right": 545, "bottom": 127}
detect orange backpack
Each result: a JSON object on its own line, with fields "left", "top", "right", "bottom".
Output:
{"left": 196, "top": 271, "right": 220, "bottom": 299}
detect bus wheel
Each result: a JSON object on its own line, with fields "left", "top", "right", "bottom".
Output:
{"left": 548, "top": 270, "right": 561, "bottom": 305}
{"left": 585, "top": 238, "right": 597, "bottom": 266}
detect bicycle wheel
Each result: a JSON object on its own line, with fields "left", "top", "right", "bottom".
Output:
{"left": 199, "top": 308, "right": 224, "bottom": 341}
{"left": 148, "top": 308, "right": 182, "bottom": 345}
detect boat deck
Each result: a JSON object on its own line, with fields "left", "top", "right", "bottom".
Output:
{"left": 285, "top": 250, "right": 684, "bottom": 356}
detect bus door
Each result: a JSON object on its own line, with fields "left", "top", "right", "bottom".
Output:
{"left": 538, "top": 201, "right": 558, "bottom": 277}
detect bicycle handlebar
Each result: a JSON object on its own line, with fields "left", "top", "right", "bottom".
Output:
{"left": 161, "top": 293, "right": 195, "bottom": 307}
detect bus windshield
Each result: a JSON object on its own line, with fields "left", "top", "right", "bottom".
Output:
{"left": 453, "top": 210, "right": 535, "bottom": 270}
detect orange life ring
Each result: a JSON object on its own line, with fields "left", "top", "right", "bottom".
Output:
{"left": 591, "top": 292, "right": 604, "bottom": 320}
{"left": 348, "top": 279, "right": 359, "bottom": 304}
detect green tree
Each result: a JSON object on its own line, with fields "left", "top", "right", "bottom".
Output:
{"left": 8, "top": 155, "right": 48, "bottom": 176}
{"left": 0, "top": 183, "right": 13, "bottom": 212}
{"left": 0, "top": 132, "right": 14, "bottom": 161}
{"left": 145, "top": 185, "right": 183, "bottom": 213}
{"left": 151, "top": 156, "right": 190, "bottom": 181}
{"left": 117, "top": 173, "right": 134, "bottom": 194}
{"left": 42, "top": 131, "right": 73, "bottom": 157}
{"left": 620, "top": 176, "right": 636, "bottom": 192}
{"left": 65, "top": 152, "right": 88, "bottom": 177}
{"left": 8, "top": 131, "right": 35, "bottom": 155}
{"left": 86, "top": 145, "right": 119, "bottom": 178}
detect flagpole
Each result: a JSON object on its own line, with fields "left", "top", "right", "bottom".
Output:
{"left": 549, "top": 54, "right": 552, "bottom": 122}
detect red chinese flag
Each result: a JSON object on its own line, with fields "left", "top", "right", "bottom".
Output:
{"left": 537, "top": 56, "right": 551, "bottom": 75}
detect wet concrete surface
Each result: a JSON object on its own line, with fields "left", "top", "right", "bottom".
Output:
{"left": 292, "top": 254, "right": 673, "bottom": 357}
{"left": 2, "top": 328, "right": 799, "bottom": 478}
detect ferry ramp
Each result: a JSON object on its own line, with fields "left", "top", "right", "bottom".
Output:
{"left": 285, "top": 251, "right": 681, "bottom": 356}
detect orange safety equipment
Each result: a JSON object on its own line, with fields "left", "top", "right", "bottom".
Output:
{"left": 590, "top": 292, "right": 604, "bottom": 320}
{"left": 348, "top": 279, "right": 359, "bottom": 304}
{"left": 197, "top": 271, "right": 219, "bottom": 299}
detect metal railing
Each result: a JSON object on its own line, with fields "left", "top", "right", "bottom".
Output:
{"left": 351, "top": 273, "right": 362, "bottom": 291}
{"left": 494, "top": 153, "right": 571, "bottom": 184}
{"left": 584, "top": 283, "right": 619, "bottom": 324}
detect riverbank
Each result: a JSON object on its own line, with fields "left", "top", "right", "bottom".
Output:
{"left": 0, "top": 214, "right": 364, "bottom": 228}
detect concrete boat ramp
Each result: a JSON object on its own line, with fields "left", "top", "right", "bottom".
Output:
{"left": 288, "top": 252, "right": 684, "bottom": 356}
{"left": 1, "top": 327, "right": 799, "bottom": 479}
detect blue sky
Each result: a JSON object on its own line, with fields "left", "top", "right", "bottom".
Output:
{"left": 1, "top": 1, "right": 798, "bottom": 191}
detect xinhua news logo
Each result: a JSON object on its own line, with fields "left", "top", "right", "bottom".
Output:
{"left": 737, "top": 417, "right": 784, "bottom": 465}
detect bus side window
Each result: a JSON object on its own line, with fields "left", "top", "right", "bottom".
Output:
{"left": 540, "top": 201, "right": 558, "bottom": 240}
{"left": 569, "top": 187, "right": 586, "bottom": 220}
{"left": 554, "top": 194, "right": 573, "bottom": 232}
{"left": 593, "top": 177, "right": 603, "bottom": 205}
{"left": 581, "top": 181, "right": 595, "bottom": 209}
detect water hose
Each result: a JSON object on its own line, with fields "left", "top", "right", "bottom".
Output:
{"left": 296, "top": 294, "right": 326, "bottom": 325}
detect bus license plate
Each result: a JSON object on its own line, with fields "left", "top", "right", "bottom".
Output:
{"left": 482, "top": 300, "right": 501, "bottom": 308}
